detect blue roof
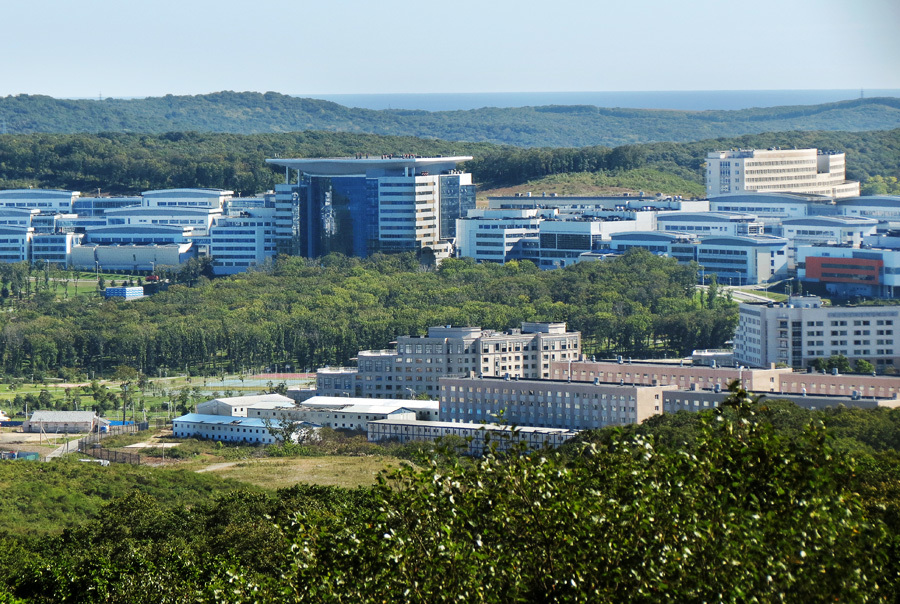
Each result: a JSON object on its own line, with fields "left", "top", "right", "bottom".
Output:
{"left": 173, "top": 413, "right": 275, "bottom": 429}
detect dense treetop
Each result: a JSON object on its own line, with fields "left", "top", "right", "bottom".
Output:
{"left": 1, "top": 92, "right": 899, "bottom": 147}
{"left": 2, "top": 386, "right": 899, "bottom": 602}
{"left": 0, "top": 251, "right": 733, "bottom": 382}
{"left": 0, "top": 128, "right": 896, "bottom": 196}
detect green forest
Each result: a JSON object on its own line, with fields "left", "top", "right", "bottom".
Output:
{"left": 2, "top": 386, "right": 900, "bottom": 602}
{"left": 0, "top": 128, "right": 897, "bottom": 196}
{"left": 2, "top": 92, "right": 900, "bottom": 147}
{"left": 0, "top": 250, "right": 734, "bottom": 385}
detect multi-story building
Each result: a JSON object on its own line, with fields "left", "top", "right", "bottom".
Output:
{"left": 552, "top": 359, "right": 791, "bottom": 393}
{"left": 733, "top": 295, "right": 900, "bottom": 370}
{"left": 317, "top": 322, "right": 581, "bottom": 398}
{"left": 0, "top": 189, "right": 80, "bottom": 213}
{"left": 204, "top": 206, "right": 277, "bottom": 275}
{"left": 266, "top": 156, "right": 474, "bottom": 260}
{"left": 439, "top": 375, "right": 674, "bottom": 430}
{"left": 455, "top": 208, "right": 551, "bottom": 264}
{"left": 705, "top": 148, "right": 860, "bottom": 198}
{"left": 797, "top": 241, "right": 900, "bottom": 298}
{"left": 656, "top": 212, "right": 763, "bottom": 237}
{"left": 537, "top": 216, "right": 652, "bottom": 269}
{"left": 367, "top": 419, "right": 578, "bottom": 455}
{"left": 695, "top": 235, "right": 788, "bottom": 285}
{"left": 488, "top": 193, "right": 709, "bottom": 213}
{"left": 836, "top": 195, "right": 900, "bottom": 225}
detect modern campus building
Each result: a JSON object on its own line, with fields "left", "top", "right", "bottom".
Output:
{"left": 316, "top": 322, "right": 582, "bottom": 398}
{"left": 733, "top": 295, "right": 900, "bottom": 370}
{"left": 705, "top": 148, "right": 860, "bottom": 198}
{"left": 455, "top": 208, "right": 551, "bottom": 264}
{"left": 265, "top": 156, "right": 475, "bottom": 260}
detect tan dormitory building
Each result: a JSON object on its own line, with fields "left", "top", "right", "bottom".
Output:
{"left": 317, "top": 322, "right": 581, "bottom": 399}
{"left": 438, "top": 371, "right": 900, "bottom": 432}
{"left": 552, "top": 359, "right": 900, "bottom": 400}
{"left": 439, "top": 375, "right": 674, "bottom": 430}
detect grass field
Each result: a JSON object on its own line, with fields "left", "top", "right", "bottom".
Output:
{"left": 193, "top": 456, "right": 407, "bottom": 489}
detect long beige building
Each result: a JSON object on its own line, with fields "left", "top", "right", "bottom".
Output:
{"left": 706, "top": 148, "right": 859, "bottom": 199}
{"left": 440, "top": 375, "right": 674, "bottom": 430}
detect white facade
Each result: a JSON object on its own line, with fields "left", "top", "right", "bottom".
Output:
{"left": 656, "top": 212, "right": 763, "bottom": 237}
{"left": 248, "top": 399, "right": 418, "bottom": 431}
{"left": 207, "top": 206, "right": 278, "bottom": 275}
{"left": 367, "top": 419, "right": 577, "bottom": 455}
{"left": 538, "top": 218, "right": 649, "bottom": 269}
{"left": 733, "top": 296, "right": 900, "bottom": 370}
{"left": 172, "top": 413, "right": 284, "bottom": 444}
{"left": 696, "top": 235, "right": 789, "bottom": 285}
{"left": 709, "top": 192, "right": 818, "bottom": 225}
{"left": 706, "top": 148, "right": 859, "bottom": 198}
{"left": 195, "top": 393, "right": 296, "bottom": 417}
{"left": 141, "top": 189, "right": 232, "bottom": 209}
{"left": 0, "top": 189, "right": 79, "bottom": 213}
{"left": 455, "top": 208, "right": 550, "bottom": 263}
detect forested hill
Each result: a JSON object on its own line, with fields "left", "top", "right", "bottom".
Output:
{"left": 1, "top": 128, "right": 897, "bottom": 196}
{"left": 2, "top": 91, "right": 900, "bottom": 147}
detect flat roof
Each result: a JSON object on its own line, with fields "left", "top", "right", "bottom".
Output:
{"left": 173, "top": 413, "right": 316, "bottom": 429}
{"left": 369, "top": 418, "right": 579, "bottom": 435}
{"left": 265, "top": 156, "right": 472, "bottom": 176}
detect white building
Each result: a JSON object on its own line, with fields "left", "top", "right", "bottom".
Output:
{"left": 656, "top": 212, "right": 763, "bottom": 237}
{"left": 706, "top": 148, "right": 860, "bottom": 198}
{"left": 206, "top": 206, "right": 277, "bottom": 275}
{"left": 455, "top": 208, "right": 550, "bottom": 264}
{"left": 837, "top": 196, "right": 900, "bottom": 227}
{"left": 141, "top": 189, "right": 232, "bottom": 210}
{"left": 0, "top": 189, "right": 79, "bottom": 213}
{"left": 488, "top": 193, "right": 709, "bottom": 213}
{"left": 696, "top": 235, "right": 789, "bottom": 285}
{"left": 195, "top": 393, "right": 296, "bottom": 417}
{"left": 248, "top": 398, "right": 419, "bottom": 431}
{"left": 709, "top": 192, "right": 823, "bottom": 226}
{"left": 367, "top": 419, "right": 578, "bottom": 455}
{"left": 733, "top": 295, "right": 900, "bottom": 370}
{"left": 172, "top": 413, "right": 301, "bottom": 444}
{"left": 538, "top": 217, "right": 651, "bottom": 269}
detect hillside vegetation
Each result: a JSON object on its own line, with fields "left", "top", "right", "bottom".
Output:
{"left": 1, "top": 92, "right": 899, "bottom": 147}
{"left": 2, "top": 388, "right": 900, "bottom": 602}
{"left": 0, "top": 251, "right": 735, "bottom": 381}
{"left": 0, "top": 128, "right": 897, "bottom": 196}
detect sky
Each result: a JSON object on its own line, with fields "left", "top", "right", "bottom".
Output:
{"left": 1, "top": 0, "right": 898, "bottom": 98}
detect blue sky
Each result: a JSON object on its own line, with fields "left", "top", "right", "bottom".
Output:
{"left": 2, "top": 0, "right": 898, "bottom": 98}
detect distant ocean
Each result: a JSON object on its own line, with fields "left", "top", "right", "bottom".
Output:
{"left": 305, "top": 90, "right": 900, "bottom": 112}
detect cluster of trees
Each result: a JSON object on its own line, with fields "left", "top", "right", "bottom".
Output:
{"left": 1, "top": 128, "right": 896, "bottom": 196}
{"left": 0, "top": 250, "right": 734, "bottom": 380}
{"left": 2, "top": 386, "right": 900, "bottom": 601}
{"left": 2, "top": 91, "right": 899, "bottom": 147}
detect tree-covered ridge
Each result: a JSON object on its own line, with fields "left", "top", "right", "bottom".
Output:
{"left": 2, "top": 387, "right": 898, "bottom": 602}
{"left": 0, "top": 128, "right": 897, "bottom": 196}
{"left": 1, "top": 91, "right": 899, "bottom": 147}
{"left": 0, "top": 251, "right": 733, "bottom": 380}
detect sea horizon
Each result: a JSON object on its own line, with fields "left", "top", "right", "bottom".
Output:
{"left": 303, "top": 89, "right": 900, "bottom": 112}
